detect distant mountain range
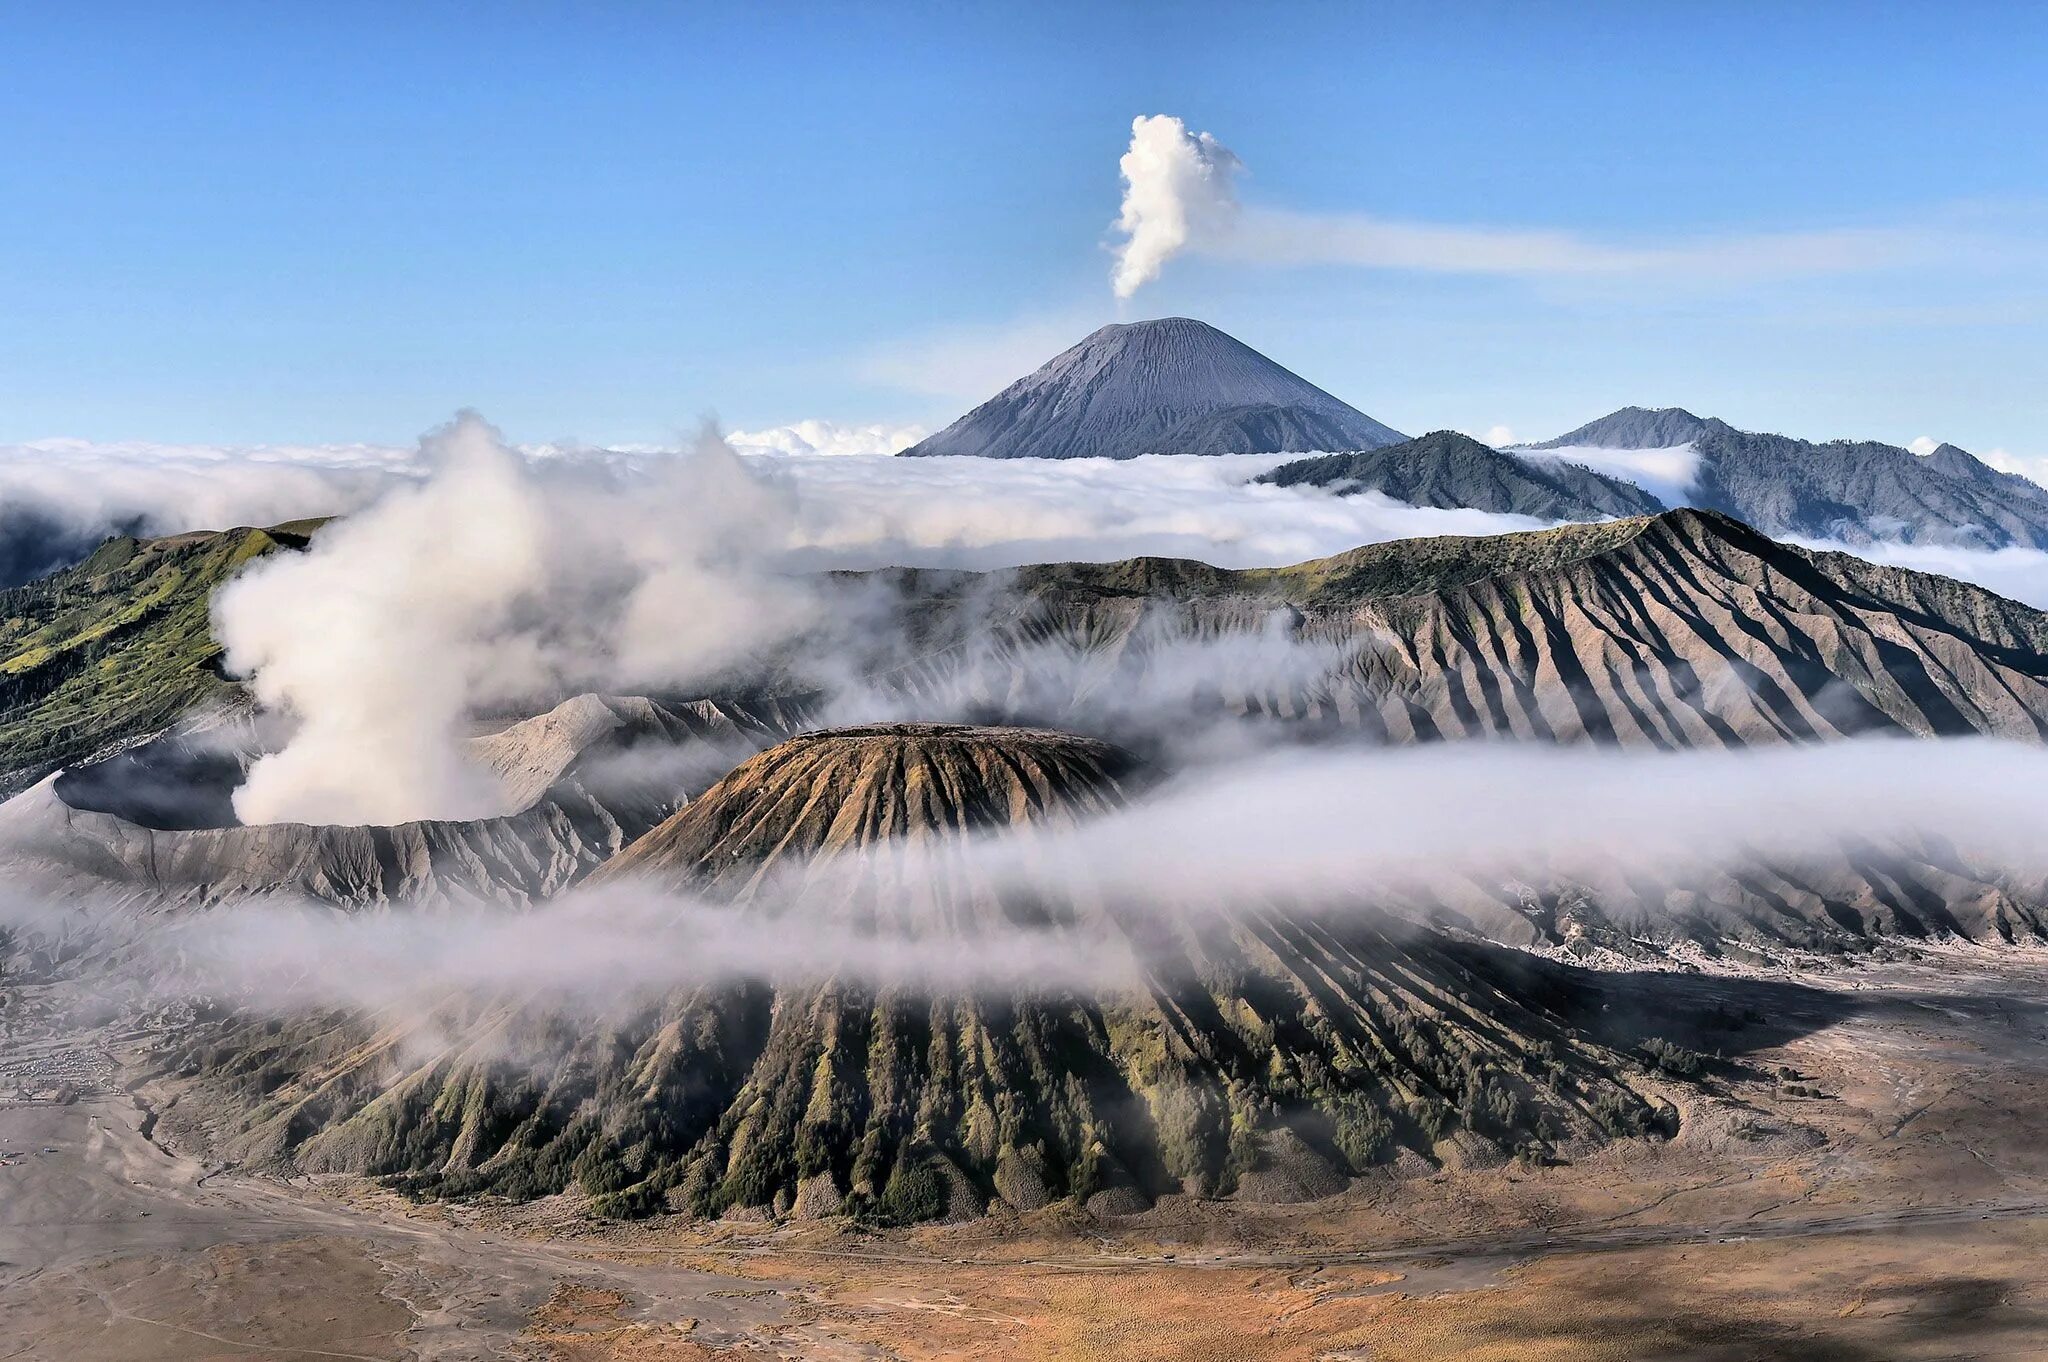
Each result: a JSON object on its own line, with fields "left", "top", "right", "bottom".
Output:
{"left": 1518, "top": 405, "right": 2048, "bottom": 548}
{"left": 1255, "top": 429, "right": 1662, "bottom": 520}
{"left": 899, "top": 317, "right": 1406, "bottom": 459}
{"left": 900, "top": 319, "right": 2048, "bottom": 554}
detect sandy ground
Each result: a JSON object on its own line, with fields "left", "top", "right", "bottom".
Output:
{"left": 0, "top": 1094, "right": 851, "bottom": 1360}
{"left": 9, "top": 944, "right": 2048, "bottom": 1359}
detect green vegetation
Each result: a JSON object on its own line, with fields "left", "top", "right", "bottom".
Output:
{"left": 1637, "top": 1036, "right": 1707, "bottom": 1078}
{"left": 0, "top": 521, "right": 317, "bottom": 791}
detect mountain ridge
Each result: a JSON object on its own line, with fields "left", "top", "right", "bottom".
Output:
{"left": 1527, "top": 407, "right": 2048, "bottom": 548}
{"left": 1256, "top": 429, "right": 1667, "bottom": 521}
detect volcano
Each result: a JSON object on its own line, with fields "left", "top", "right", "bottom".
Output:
{"left": 173, "top": 722, "right": 1659, "bottom": 1224}
{"left": 898, "top": 317, "right": 1405, "bottom": 460}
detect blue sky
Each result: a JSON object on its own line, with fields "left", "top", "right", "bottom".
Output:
{"left": 4, "top": 2, "right": 2045, "bottom": 454}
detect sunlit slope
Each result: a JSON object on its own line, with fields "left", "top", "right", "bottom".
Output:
{"left": 891, "top": 508, "right": 2048, "bottom": 745}
{"left": 0, "top": 521, "right": 319, "bottom": 793}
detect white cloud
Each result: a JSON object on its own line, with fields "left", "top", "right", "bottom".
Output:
{"left": 1979, "top": 446, "right": 2048, "bottom": 489}
{"left": 725, "top": 419, "right": 927, "bottom": 458}
{"left": 1910, "top": 435, "right": 1940, "bottom": 455}
{"left": 1223, "top": 208, "right": 1937, "bottom": 282}
{"left": 0, "top": 438, "right": 418, "bottom": 584}
{"left": 1509, "top": 442, "right": 1703, "bottom": 509}
{"left": 1106, "top": 113, "right": 1944, "bottom": 297}
{"left": 48, "top": 736, "right": 2048, "bottom": 1012}
{"left": 770, "top": 449, "right": 1546, "bottom": 572}
{"left": 1111, "top": 114, "right": 1242, "bottom": 299}
{"left": 1462, "top": 425, "right": 1517, "bottom": 447}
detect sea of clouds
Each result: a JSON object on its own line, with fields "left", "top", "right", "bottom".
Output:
{"left": 14, "top": 410, "right": 2048, "bottom": 827}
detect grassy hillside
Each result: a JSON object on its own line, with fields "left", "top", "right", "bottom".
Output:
{"left": 0, "top": 521, "right": 318, "bottom": 793}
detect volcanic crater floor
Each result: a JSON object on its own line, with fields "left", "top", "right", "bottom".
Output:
{"left": 9, "top": 946, "right": 2048, "bottom": 1360}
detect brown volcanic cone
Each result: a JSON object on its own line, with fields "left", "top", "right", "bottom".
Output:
{"left": 595, "top": 722, "right": 1142, "bottom": 893}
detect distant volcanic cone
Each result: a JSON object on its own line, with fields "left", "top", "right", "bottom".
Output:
{"left": 183, "top": 723, "right": 1662, "bottom": 1224}
{"left": 898, "top": 317, "right": 1406, "bottom": 460}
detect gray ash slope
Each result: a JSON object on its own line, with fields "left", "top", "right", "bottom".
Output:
{"left": 1258, "top": 430, "right": 1665, "bottom": 520}
{"left": 1533, "top": 406, "right": 2048, "bottom": 548}
{"left": 899, "top": 317, "right": 1405, "bottom": 460}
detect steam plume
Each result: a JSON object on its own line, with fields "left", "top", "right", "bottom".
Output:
{"left": 214, "top": 413, "right": 819, "bottom": 826}
{"left": 1111, "top": 114, "right": 1242, "bottom": 299}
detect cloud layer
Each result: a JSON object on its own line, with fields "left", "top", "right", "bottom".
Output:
{"left": 724, "top": 419, "right": 927, "bottom": 458}
{"left": 0, "top": 438, "right": 415, "bottom": 586}
{"left": 20, "top": 409, "right": 2048, "bottom": 827}
{"left": 18, "top": 734, "right": 2048, "bottom": 1018}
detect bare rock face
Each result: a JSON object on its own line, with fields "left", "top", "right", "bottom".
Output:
{"left": 593, "top": 722, "right": 1142, "bottom": 890}
{"left": 899, "top": 318, "right": 1405, "bottom": 460}
{"left": 790, "top": 1171, "right": 845, "bottom": 1220}
{"left": 887, "top": 508, "right": 2048, "bottom": 750}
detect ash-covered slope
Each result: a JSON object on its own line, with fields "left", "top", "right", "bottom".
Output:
{"left": 180, "top": 724, "right": 1664, "bottom": 1223}
{"left": 899, "top": 318, "right": 1405, "bottom": 460}
{"left": 0, "top": 693, "right": 804, "bottom": 906}
{"left": 889, "top": 508, "right": 2048, "bottom": 752}
{"left": 1258, "top": 430, "right": 1665, "bottom": 520}
{"left": 595, "top": 722, "right": 1137, "bottom": 889}
{"left": 1529, "top": 407, "right": 2048, "bottom": 548}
